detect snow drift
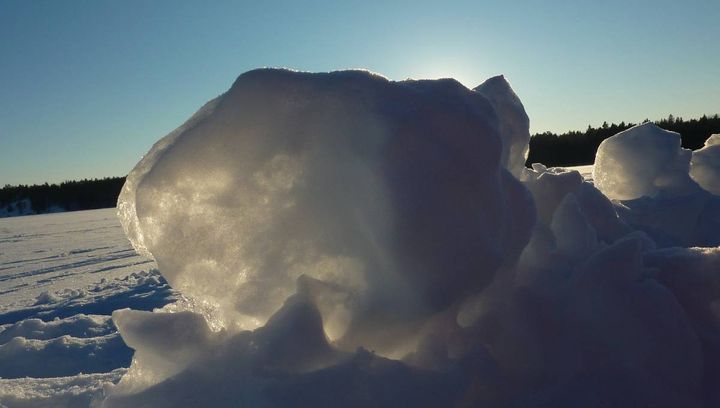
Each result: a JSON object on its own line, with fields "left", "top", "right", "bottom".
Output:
{"left": 100, "top": 69, "right": 720, "bottom": 408}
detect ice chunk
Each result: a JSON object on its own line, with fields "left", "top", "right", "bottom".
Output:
{"left": 690, "top": 134, "right": 720, "bottom": 195}
{"left": 474, "top": 75, "right": 530, "bottom": 177}
{"left": 117, "top": 69, "right": 535, "bottom": 336}
{"left": 593, "top": 122, "right": 698, "bottom": 200}
{"left": 591, "top": 123, "right": 720, "bottom": 246}
{"left": 521, "top": 165, "right": 627, "bottom": 245}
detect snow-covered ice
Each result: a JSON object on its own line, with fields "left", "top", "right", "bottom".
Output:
{"left": 3, "top": 69, "right": 720, "bottom": 408}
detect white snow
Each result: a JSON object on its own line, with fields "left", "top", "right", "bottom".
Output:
{"left": 0, "top": 209, "right": 176, "bottom": 407}
{"left": 0, "top": 369, "right": 125, "bottom": 408}
{"left": 3, "top": 69, "right": 720, "bottom": 408}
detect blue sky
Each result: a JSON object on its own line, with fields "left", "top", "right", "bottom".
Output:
{"left": 1, "top": 0, "right": 719, "bottom": 185}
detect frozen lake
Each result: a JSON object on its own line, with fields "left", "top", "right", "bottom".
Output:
{"left": 0, "top": 209, "right": 176, "bottom": 407}
{"left": 0, "top": 209, "right": 158, "bottom": 314}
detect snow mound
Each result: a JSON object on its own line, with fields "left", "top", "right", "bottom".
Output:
{"left": 0, "top": 315, "right": 131, "bottom": 379}
{"left": 593, "top": 122, "right": 698, "bottom": 200}
{"left": 690, "top": 134, "right": 720, "bottom": 195}
{"left": 0, "top": 314, "right": 114, "bottom": 344}
{"left": 0, "top": 333, "right": 131, "bottom": 379}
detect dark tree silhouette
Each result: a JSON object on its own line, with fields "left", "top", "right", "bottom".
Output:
{"left": 1, "top": 113, "right": 719, "bottom": 217}
{"left": 0, "top": 177, "right": 126, "bottom": 216}
{"left": 527, "top": 114, "right": 720, "bottom": 167}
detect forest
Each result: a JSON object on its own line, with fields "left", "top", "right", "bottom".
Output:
{"left": 0, "top": 177, "right": 125, "bottom": 215}
{"left": 527, "top": 113, "right": 720, "bottom": 167}
{"left": 1, "top": 114, "right": 719, "bottom": 217}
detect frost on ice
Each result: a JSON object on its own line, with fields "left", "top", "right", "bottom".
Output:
{"left": 102, "top": 69, "right": 720, "bottom": 408}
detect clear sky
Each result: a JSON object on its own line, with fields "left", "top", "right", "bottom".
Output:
{"left": 1, "top": 0, "right": 719, "bottom": 185}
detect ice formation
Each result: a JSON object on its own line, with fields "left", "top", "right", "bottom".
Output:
{"left": 592, "top": 123, "right": 720, "bottom": 247}
{"left": 474, "top": 75, "right": 530, "bottom": 177}
{"left": 691, "top": 134, "right": 720, "bottom": 195}
{"left": 116, "top": 68, "right": 534, "bottom": 338}
{"left": 593, "top": 122, "right": 698, "bottom": 200}
{"left": 102, "top": 69, "right": 720, "bottom": 408}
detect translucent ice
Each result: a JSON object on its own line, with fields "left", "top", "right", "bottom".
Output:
{"left": 690, "top": 134, "right": 720, "bottom": 195}
{"left": 474, "top": 75, "right": 530, "bottom": 177}
{"left": 593, "top": 122, "right": 698, "bottom": 200}
{"left": 103, "top": 69, "right": 720, "bottom": 408}
{"left": 117, "top": 68, "right": 535, "bottom": 342}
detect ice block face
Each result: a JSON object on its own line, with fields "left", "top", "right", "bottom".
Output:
{"left": 474, "top": 74, "right": 531, "bottom": 178}
{"left": 593, "top": 122, "right": 697, "bottom": 200}
{"left": 691, "top": 134, "right": 720, "bottom": 195}
{"left": 117, "top": 69, "right": 534, "bottom": 335}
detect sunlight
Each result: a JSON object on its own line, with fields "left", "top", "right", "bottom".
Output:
{"left": 402, "top": 62, "right": 486, "bottom": 89}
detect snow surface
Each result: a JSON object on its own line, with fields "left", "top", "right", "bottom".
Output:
{"left": 0, "top": 209, "right": 176, "bottom": 407}
{"left": 3, "top": 69, "right": 720, "bottom": 407}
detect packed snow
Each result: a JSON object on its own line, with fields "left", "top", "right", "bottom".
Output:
{"left": 3, "top": 69, "right": 720, "bottom": 407}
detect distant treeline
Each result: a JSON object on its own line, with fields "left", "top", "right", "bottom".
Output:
{"left": 527, "top": 114, "right": 720, "bottom": 167}
{"left": 2, "top": 113, "right": 719, "bottom": 217}
{"left": 0, "top": 177, "right": 126, "bottom": 216}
